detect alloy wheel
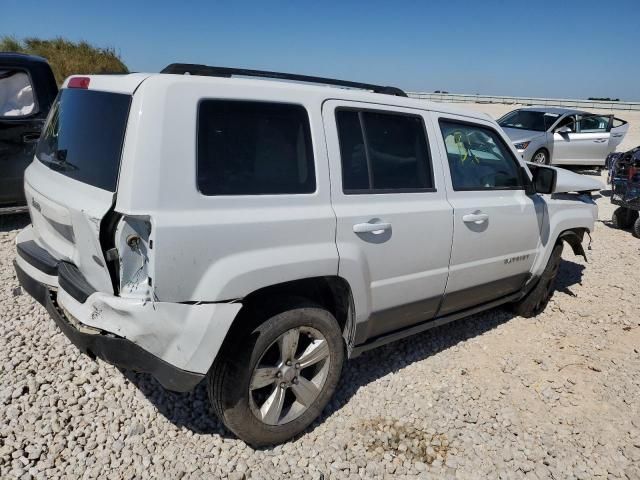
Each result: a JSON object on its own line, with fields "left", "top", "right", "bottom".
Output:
{"left": 533, "top": 151, "right": 547, "bottom": 164}
{"left": 248, "top": 326, "right": 331, "bottom": 426}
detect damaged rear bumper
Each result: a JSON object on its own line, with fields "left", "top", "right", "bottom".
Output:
{"left": 15, "top": 259, "right": 204, "bottom": 392}
{"left": 14, "top": 233, "right": 242, "bottom": 392}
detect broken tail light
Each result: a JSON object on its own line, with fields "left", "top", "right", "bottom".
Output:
{"left": 115, "top": 215, "right": 154, "bottom": 300}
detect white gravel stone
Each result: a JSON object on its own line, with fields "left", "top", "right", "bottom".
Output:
{"left": 1, "top": 175, "right": 639, "bottom": 478}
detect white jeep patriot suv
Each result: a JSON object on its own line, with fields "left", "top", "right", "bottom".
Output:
{"left": 14, "top": 64, "right": 601, "bottom": 446}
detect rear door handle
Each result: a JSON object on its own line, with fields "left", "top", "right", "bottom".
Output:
{"left": 353, "top": 222, "right": 392, "bottom": 234}
{"left": 22, "top": 133, "right": 40, "bottom": 143}
{"left": 462, "top": 213, "right": 489, "bottom": 224}
{"left": 593, "top": 138, "right": 607, "bottom": 143}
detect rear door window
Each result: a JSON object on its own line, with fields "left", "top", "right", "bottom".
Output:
{"left": 336, "top": 109, "right": 434, "bottom": 193}
{"left": 578, "top": 115, "right": 611, "bottom": 133}
{"left": 612, "top": 117, "right": 627, "bottom": 128}
{"left": 197, "top": 100, "right": 315, "bottom": 195}
{"left": 36, "top": 89, "right": 131, "bottom": 191}
{"left": 0, "top": 69, "right": 36, "bottom": 117}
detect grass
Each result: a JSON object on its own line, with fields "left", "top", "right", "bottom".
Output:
{"left": 1, "top": 36, "right": 128, "bottom": 85}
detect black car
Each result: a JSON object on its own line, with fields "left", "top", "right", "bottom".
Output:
{"left": 0, "top": 53, "right": 57, "bottom": 214}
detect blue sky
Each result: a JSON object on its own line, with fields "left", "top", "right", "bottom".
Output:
{"left": 2, "top": 0, "right": 639, "bottom": 100}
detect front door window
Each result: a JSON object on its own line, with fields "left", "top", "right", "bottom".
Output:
{"left": 439, "top": 120, "right": 524, "bottom": 190}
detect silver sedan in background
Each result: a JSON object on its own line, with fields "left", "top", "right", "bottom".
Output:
{"left": 498, "top": 107, "right": 628, "bottom": 166}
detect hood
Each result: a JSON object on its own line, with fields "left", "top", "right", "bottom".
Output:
{"left": 528, "top": 163, "right": 604, "bottom": 193}
{"left": 554, "top": 167, "right": 603, "bottom": 193}
{"left": 501, "top": 127, "right": 545, "bottom": 144}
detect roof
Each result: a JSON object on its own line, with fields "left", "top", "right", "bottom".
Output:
{"left": 161, "top": 63, "right": 408, "bottom": 97}
{"left": 69, "top": 71, "right": 495, "bottom": 124}
{"left": 0, "top": 52, "right": 50, "bottom": 65}
{"left": 516, "top": 106, "right": 586, "bottom": 115}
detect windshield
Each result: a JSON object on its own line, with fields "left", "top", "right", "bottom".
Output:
{"left": 498, "top": 110, "right": 559, "bottom": 132}
{"left": 36, "top": 88, "right": 131, "bottom": 192}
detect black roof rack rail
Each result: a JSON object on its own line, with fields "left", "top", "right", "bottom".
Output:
{"left": 160, "top": 63, "right": 407, "bottom": 97}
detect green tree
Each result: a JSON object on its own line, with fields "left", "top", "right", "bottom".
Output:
{"left": 0, "top": 36, "right": 128, "bottom": 85}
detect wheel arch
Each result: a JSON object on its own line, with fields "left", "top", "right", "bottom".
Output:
{"left": 557, "top": 228, "right": 588, "bottom": 261}
{"left": 521, "top": 225, "right": 590, "bottom": 311}
{"left": 530, "top": 194, "right": 597, "bottom": 278}
{"left": 242, "top": 275, "right": 354, "bottom": 334}
{"left": 214, "top": 276, "right": 357, "bottom": 367}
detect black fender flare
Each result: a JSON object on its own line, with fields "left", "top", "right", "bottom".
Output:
{"left": 557, "top": 229, "right": 588, "bottom": 262}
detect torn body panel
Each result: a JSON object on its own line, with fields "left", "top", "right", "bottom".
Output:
{"left": 528, "top": 193, "right": 596, "bottom": 279}
{"left": 558, "top": 229, "right": 587, "bottom": 261}
{"left": 23, "top": 160, "right": 115, "bottom": 293}
{"left": 56, "top": 287, "right": 242, "bottom": 374}
{"left": 115, "top": 215, "right": 154, "bottom": 299}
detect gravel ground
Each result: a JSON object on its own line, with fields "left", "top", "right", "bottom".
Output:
{"left": 1, "top": 171, "right": 640, "bottom": 480}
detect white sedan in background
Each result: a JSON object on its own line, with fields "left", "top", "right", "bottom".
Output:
{"left": 498, "top": 107, "right": 628, "bottom": 166}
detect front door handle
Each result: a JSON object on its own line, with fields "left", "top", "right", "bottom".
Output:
{"left": 462, "top": 213, "right": 489, "bottom": 224}
{"left": 353, "top": 222, "right": 392, "bottom": 234}
{"left": 593, "top": 138, "right": 607, "bottom": 143}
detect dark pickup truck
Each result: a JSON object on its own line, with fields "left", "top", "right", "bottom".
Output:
{"left": 0, "top": 53, "right": 57, "bottom": 214}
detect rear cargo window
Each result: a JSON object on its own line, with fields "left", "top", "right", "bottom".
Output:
{"left": 197, "top": 100, "right": 315, "bottom": 195}
{"left": 36, "top": 89, "right": 131, "bottom": 192}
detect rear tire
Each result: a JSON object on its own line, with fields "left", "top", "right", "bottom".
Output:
{"left": 612, "top": 207, "right": 638, "bottom": 229}
{"left": 208, "top": 300, "right": 344, "bottom": 447}
{"left": 634, "top": 217, "right": 640, "bottom": 238}
{"left": 512, "top": 243, "right": 563, "bottom": 318}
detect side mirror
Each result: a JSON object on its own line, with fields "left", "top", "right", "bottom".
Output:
{"left": 531, "top": 165, "right": 557, "bottom": 194}
{"left": 555, "top": 125, "right": 572, "bottom": 134}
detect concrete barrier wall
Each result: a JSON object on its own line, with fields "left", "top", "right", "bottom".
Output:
{"left": 407, "top": 92, "right": 640, "bottom": 111}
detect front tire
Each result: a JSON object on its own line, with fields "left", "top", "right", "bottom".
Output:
{"left": 512, "top": 243, "right": 563, "bottom": 318}
{"left": 531, "top": 148, "right": 550, "bottom": 165}
{"left": 612, "top": 207, "right": 638, "bottom": 229}
{"left": 633, "top": 217, "right": 640, "bottom": 238}
{"left": 208, "top": 301, "right": 344, "bottom": 446}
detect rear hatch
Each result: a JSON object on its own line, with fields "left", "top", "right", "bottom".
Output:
{"left": 24, "top": 79, "right": 139, "bottom": 293}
